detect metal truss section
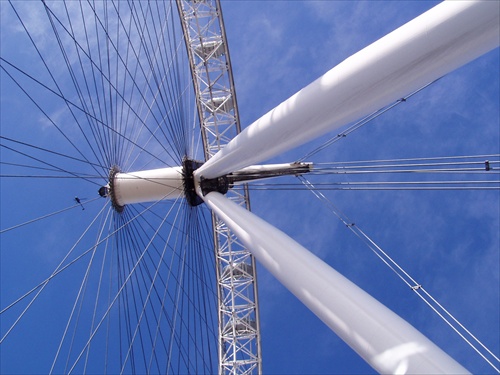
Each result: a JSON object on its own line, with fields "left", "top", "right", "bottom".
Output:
{"left": 176, "top": 1, "right": 262, "bottom": 374}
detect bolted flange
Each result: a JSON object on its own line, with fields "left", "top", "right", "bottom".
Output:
{"left": 182, "top": 158, "right": 204, "bottom": 206}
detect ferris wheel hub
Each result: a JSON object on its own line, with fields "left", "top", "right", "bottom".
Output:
{"left": 182, "top": 158, "right": 204, "bottom": 206}
{"left": 108, "top": 166, "right": 124, "bottom": 213}
{"left": 99, "top": 161, "right": 313, "bottom": 211}
{"left": 183, "top": 158, "right": 231, "bottom": 205}
{"left": 100, "top": 165, "right": 185, "bottom": 212}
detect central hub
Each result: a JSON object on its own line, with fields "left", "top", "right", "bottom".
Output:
{"left": 98, "top": 160, "right": 309, "bottom": 211}
{"left": 182, "top": 157, "right": 230, "bottom": 206}
{"left": 98, "top": 158, "right": 231, "bottom": 211}
{"left": 98, "top": 165, "right": 184, "bottom": 212}
{"left": 182, "top": 158, "right": 204, "bottom": 206}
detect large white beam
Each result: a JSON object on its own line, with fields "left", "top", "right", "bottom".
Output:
{"left": 203, "top": 191, "right": 470, "bottom": 374}
{"left": 195, "top": 0, "right": 499, "bottom": 179}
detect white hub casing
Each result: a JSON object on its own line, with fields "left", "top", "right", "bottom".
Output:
{"left": 112, "top": 167, "right": 184, "bottom": 206}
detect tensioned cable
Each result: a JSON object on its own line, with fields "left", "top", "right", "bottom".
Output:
{"left": 0, "top": 59, "right": 170, "bottom": 169}
{"left": 83, "top": 211, "right": 115, "bottom": 374}
{"left": 119, "top": 196, "right": 185, "bottom": 374}
{"left": 6, "top": 2, "right": 107, "bottom": 176}
{"left": 143, "top": 0, "right": 189, "bottom": 157}
{"left": 297, "top": 80, "right": 439, "bottom": 162}
{"left": 41, "top": 5, "right": 181, "bottom": 166}
{"left": 114, "top": 210, "right": 171, "bottom": 373}
{"left": 4, "top": 1, "right": 190, "bottom": 173}
{"left": 312, "top": 155, "right": 500, "bottom": 168}
{"left": 116, "top": 204, "right": 185, "bottom": 374}
{"left": 46, "top": 1, "right": 122, "bottom": 168}
{"left": 166, "top": 210, "right": 190, "bottom": 375}
{"left": 131, "top": 204, "right": 218, "bottom": 300}
{"left": 311, "top": 161, "right": 499, "bottom": 175}
{"left": 58, "top": 1, "right": 113, "bottom": 168}
{"left": 0, "top": 65, "right": 108, "bottom": 179}
{"left": 71, "top": 0, "right": 111, "bottom": 167}
{"left": 162, "top": 202, "right": 194, "bottom": 374}
{"left": 162, "top": 1, "right": 191, "bottom": 157}
{"left": 155, "top": 236, "right": 189, "bottom": 374}
{"left": 50, "top": 206, "right": 113, "bottom": 375}
{"left": 314, "top": 153, "right": 500, "bottom": 165}
{"left": 299, "top": 175, "right": 500, "bottom": 372}
{"left": 104, "top": 218, "right": 117, "bottom": 374}
{"left": 310, "top": 169, "right": 500, "bottom": 175}
{"left": 243, "top": 179, "right": 499, "bottom": 192}
{"left": 102, "top": 0, "right": 116, "bottom": 167}
{"left": 127, "top": 1, "right": 185, "bottom": 158}
{"left": 0, "top": 162, "right": 102, "bottom": 179}
{"left": 191, "top": 211, "right": 216, "bottom": 372}
{"left": 136, "top": 205, "right": 188, "bottom": 373}
{"left": 61, "top": 2, "right": 113, "bottom": 169}
{"left": 4, "top": 2, "right": 216, "bottom": 371}
{"left": 131, "top": 203, "right": 218, "bottom": 304}
{"left": 126, "top": 23, "right": 196, "bottom": 167}
{"left": 78, "top": 2, "right": 183, "bottom": 165}
{"left": 110, "top": 0, "right": 131, "bottom": 168}
{"left": 312, "top": 163, "right": 500, "bottom": 173}
{"left": 0, "top": 162, "right": 68, "bottom": 173}
{"left": 239, "top": 155, "right": 499, "bottom": 191}
{"left": 118, "top": 0, "right": 189, "bottom": 168}
{"left": 189, "top": 85, "right": 201, "bottom": 159}
{"left": 56, "top": 194, "right": 189, "bottom": 374}
{"left": 0, "top": 198, "right": 166, "bottom": 317}
{"left": 65, "top": 198, "right": 188, "bottom": 374}
{"left": 163, "top": 209, "right": 200, "bottom": 373}
{"left": 126, "top": 78, "right": 194, "bottom": 172}
{"left": 244, "top": 182, "right": 499, "bottom": 191}
{"left": 0, "top": 196, "right": 101, "bottom": 234}
{"left": 179, "top": 207, "right": 216, "bottom": 373}
{"left": 121, "top": 204, "right": 175, "bottom": 371}
{"left": 0, "top": 143, "right": 103, "bottom": 187}
{"left": 112, "top": 0, "right": 156, "bottom": 169}
{"left": 114, "top": 213, "right": 131, "bottom": 370}
{"left": 42, "top": 0, "right": 112, "bottom": 168}
{"left": 186, "top": 206, "right": 218, "bottom": 372}
{"left": 110, "top": 211, "right": 147, "bottom": 373}
{"left": 124, "top": 209, "right": 175, "bottom": 373}
{"left": 0, "top": 202, "right": 109, "bottom": 343}
{"left": 0, "top": 135, "right": 107, "bottom": 170}
{"left": 107, "top": 0, "right": 120, "bottom": 167}
{"left": 0, "top": 175, "right": 104, "bottom": 180}
{"left": 178, "top": 208, "right": 192, "bottom": 373}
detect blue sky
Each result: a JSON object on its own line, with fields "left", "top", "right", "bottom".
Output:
{"left": 1, "top": 1, "right": 499, "bottom": 374}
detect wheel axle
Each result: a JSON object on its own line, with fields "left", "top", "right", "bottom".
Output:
{"left": 98, "top": 160, "right": 312, "bottom": 211}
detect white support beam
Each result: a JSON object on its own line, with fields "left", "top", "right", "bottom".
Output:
{"left": 203, "top": 191, "right": 470, "bottom": 374}
{"left": 196, "top": 0, "right": 499, "bottom": 179}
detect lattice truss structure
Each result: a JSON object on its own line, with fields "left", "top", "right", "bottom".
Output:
{"left": 176, "top": 1, "right": 262, "bottom": 374}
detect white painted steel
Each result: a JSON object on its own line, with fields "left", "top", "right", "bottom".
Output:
{"left": 203, "top": 191, "right": 470, "bottom": 374}
{"left": 196, "top": 0, "right": 500, "bottom": 179}
{"left": 113, "top": 167, "right": 183, "bottom": 206}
